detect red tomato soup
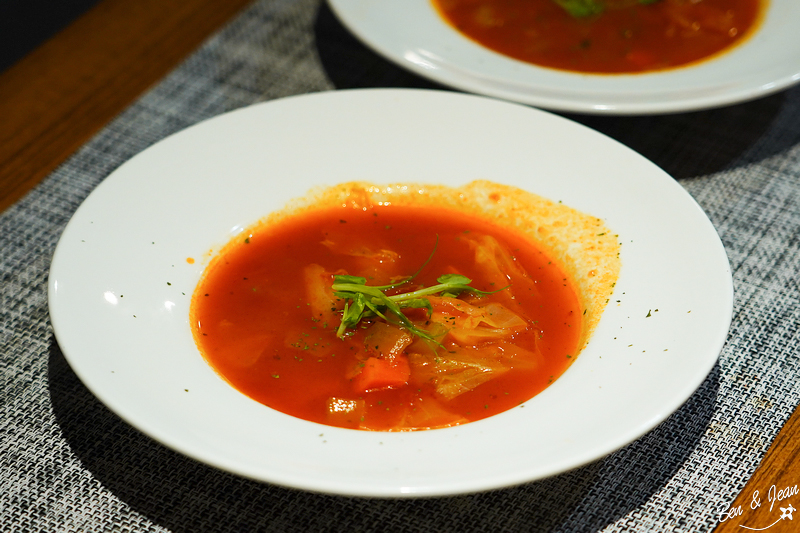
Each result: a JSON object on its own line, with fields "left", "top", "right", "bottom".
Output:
{"left": 432, "top": 0, "right": 763, "bottom": 73}
{"left": 191, "top": 205, "right": 583, "bottom": 431}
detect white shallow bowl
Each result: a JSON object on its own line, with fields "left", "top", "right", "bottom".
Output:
{"left": 328, "top": 0, "right": 800, "bottom": 114}
{"left": 49, "top": 89, "right": 733, "bottom": 497}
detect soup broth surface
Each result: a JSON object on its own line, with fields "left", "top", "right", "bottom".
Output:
{"left": 192, "top": 205, "right": 582, "bottom": 430}
{"left": 191, "top": 181, "right": 621, "bottom": 431}
{"left": 433, "top": 0, "right": 763, "bottom": 73}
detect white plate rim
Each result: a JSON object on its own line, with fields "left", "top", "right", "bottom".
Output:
{"left": 48, "top": 88, "right": 734, "bottom": 496}
{"left": 327, "top": 0, "right": 800, "bottom": 114}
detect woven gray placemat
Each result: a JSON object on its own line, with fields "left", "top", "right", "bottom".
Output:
{"left": 2, "top": 0, "right": 800, "bottom": 531}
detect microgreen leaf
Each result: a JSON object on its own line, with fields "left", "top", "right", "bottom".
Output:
{"left": 331, "top": 240, "right": 508, "bottom": 342}
{"left": 398, "top": 298, "right": 433, "bottom": 313}
{"left": 553, "top": 0, "right": 604, "bottom": 17}
{"left": 335, "top": 274, "right": 367, "bottom": 285}
{"left": 436, "top": 273, "right": 471, "bottom": 285}
{"left": 554, "top": 0, "right": 662, "bottom": 18}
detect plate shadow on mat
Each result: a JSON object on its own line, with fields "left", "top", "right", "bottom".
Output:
{"left": 314, "top": 2, "right": 796, "bottom": 182}
{"left": 561, "top": 94, "right": 790, "bottom": 180}
{"left": 314, "top": 1, "right": 449, "bottom": 92}
{"left": 48, "top": 339, "right": 719, "bottom": 532}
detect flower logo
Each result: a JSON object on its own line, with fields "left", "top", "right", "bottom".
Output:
{"left": 740, "top": 503, "right": 797, "bottom": 530}
{"left": 779, "top": 504, "right": 795, "bottom": 521}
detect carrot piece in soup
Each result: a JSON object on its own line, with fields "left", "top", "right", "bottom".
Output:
{"left": 353, "top": 356, "right": 411, "bottom": 392}
{"left": 625, "top": 50, "right": 658, "bottom": 70}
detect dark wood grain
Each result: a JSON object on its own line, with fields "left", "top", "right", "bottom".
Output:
{"left": 715, "top": 402, "right": 800, "bottom": 532}
{"left": 0, "top": 0, "right": 253, "bottom": 213}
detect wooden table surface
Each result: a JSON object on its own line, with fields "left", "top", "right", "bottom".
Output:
{"left": 1, "top": 0, "right": 797, "bottom": 529}
{"left": 0, "top": 0, "right": 252, "bottom": 213}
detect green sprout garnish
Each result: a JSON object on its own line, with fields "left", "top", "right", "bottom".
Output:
{"left": 331, "top": 239, "right": 507, "bottom": 341}
{"left": 332, "top": 273, "right": 502, "bottom": 341}
{"left": 554, "top": 0, "right": 661, "bottom": 18}
{"left": 554, "top": 0, "right": 604, "bottom": 18}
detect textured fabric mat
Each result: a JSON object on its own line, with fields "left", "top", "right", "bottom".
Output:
{"left": 2, "top": 0, "right": 800, "bottom": 531}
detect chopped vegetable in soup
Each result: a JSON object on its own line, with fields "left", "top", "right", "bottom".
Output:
{"left": 432, "top": 0, "right": 763, "bottom": 73}
{"left": 191, "top": 205, "right": 583, "bottom": 430}
{"left": 191, "top": 180, "right": 622, "bottom": 431}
